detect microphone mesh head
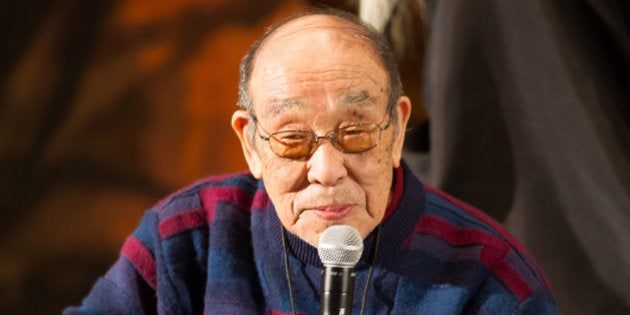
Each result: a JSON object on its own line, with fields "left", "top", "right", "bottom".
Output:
{"left": 317, "top": 225, "right": 364, "bottom": 267}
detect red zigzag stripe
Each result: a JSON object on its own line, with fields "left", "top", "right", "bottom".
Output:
{"left": 417, "top": 215, "right": 533, "bottom": 301}
{"left": 159, "top": 208, "right": 206, "bottom": 239}
{"left": 423, "top": 185, "right": 552, "bottom": 290}
{"left": 123, "top": 185, "right": 270, "bottom": 290}
{"left": 158, "top": 186, "right": 270, "bottom": 239}
{"left": 121, "top": 236, "right": 157, "bottom": 290}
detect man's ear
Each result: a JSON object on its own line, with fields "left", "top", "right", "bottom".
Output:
{"left": 231, "top": 110, "right": 263, "bottom": 178}
{"left": 391, "top": 96, "right": 412, "bottom": 168}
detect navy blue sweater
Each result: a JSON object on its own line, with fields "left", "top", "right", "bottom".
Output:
{"left": 65, "top": 161, "right": 557, "bottom": 314}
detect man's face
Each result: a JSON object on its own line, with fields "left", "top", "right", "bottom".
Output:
{"left": 233, "top": 16, "right": 410, "bottom": 246}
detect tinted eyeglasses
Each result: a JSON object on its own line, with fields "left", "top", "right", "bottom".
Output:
{"left": 254, "top": 114, "right": 391, "bottom": 159}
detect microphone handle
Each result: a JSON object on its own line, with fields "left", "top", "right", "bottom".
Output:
{"left": 320, "top": 266, "right": 355, "bottom": 315}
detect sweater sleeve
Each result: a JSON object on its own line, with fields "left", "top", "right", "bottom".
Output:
{"left": 512, "top": 289, "right": 559, "bottom": 315}
{"left": 468, "top": 257, "right": 558, "bottom": 315}
{"left": 63, "top": 211, "right": 160, "bottom": 315}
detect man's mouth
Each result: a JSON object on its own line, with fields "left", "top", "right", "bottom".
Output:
{"left": 306, "top": 205, "right": 353, "bottom": 221}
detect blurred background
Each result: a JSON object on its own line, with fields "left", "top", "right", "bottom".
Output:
{"left": 1, "top": 0, "right": 627, "bottom": 314}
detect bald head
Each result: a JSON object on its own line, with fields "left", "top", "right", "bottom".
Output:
{"left": 257, "top": 14, "right": 376, "bottom": 63}
{"left": 237, "top": 7, "right": 402, "bottom": 121}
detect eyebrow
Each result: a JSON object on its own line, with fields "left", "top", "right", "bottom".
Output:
{"left": 338, "top": 90, "right": 377, "bottom": 107}
{"left": 264, "top": 98, "right": 306, "bottom": 117}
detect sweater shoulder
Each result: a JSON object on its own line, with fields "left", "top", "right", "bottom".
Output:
{"left": 420, "top": 185, "right": 523, "bottom": 248}
{"left": 148, "top": 171, "right": 262, "bottom": 238}
{"left": 413, "top": 185, "right": 552, "bottom": 302}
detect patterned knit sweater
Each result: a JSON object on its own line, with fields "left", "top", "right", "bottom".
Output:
{"left": 64, "top": 161, "right": 557, "bottom": 314}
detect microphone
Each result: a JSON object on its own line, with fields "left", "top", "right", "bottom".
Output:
{"left": 317, "top": 225, "right": 364, "bottom": 315}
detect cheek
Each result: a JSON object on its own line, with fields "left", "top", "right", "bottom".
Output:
{"left": 363, "top": 143, "right": 393, "bottom": 173}
{"left": 260, "top": 159, "right": 307, "bottom": 218}
{"left": 357, "top": 145, "right": 395, "bottom": 208}
{"left": 263, "top": 159, "right": 307, "bottom": 192}
{"left": 376, "top": 147, "right": 390, "bottom": 165}
{"left": 373, "top": 132, "right": 395, "bottom": 165}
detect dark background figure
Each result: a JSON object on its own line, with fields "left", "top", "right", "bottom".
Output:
{"left": 400, "top": 0, "right": 629, "bottom": 314}
{"left": 0, "top": 0, "right": 627, "bottom": 314}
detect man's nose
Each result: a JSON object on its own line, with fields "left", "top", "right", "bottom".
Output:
{"left": 306, "top": 140, "right": 347, "bottom": 186}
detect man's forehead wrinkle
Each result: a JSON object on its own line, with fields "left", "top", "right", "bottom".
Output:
{"left": 260, "top": 90, "right": 378, "bottom": 119}
{"left": 252, "top": 16, "right": 386, "bottom": 120}
{"left": 255, "top": 65, "right": 378, "bottom": 118}
{"left": 278, "top": 67, "right": 368, "bottom": 82}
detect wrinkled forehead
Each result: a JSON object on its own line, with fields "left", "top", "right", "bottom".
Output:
{"left": 249, "top": 15, "right": 388, "bottom": 116}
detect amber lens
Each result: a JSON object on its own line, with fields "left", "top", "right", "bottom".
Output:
{"left": 335, "top": 125, "right": 380, "bottom": 153}
{"left": 269, "top": 130, "right": 314, "bottom": 158}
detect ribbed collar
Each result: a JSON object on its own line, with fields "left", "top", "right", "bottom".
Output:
{"left": 265, "top": 160, "right": 426, "bottom": 270}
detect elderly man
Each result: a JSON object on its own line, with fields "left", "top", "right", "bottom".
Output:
{"left": 65, "top": 7, "right": 557, "bottom": 314}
